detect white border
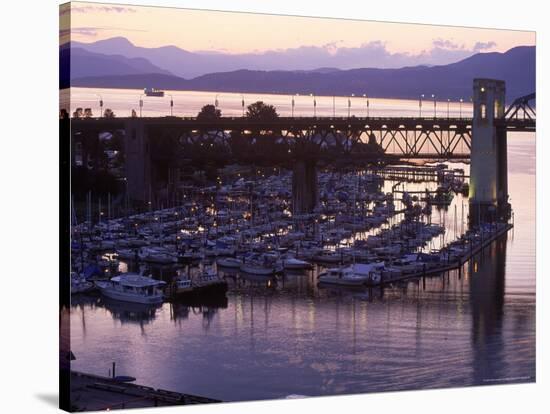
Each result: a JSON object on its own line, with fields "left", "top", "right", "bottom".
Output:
{"left": 0, "top": 0, "right": 546, "bottom": 413}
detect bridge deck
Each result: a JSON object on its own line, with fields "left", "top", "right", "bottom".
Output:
{"left": 69, "top": 116, "right": 535, "bottom": 132}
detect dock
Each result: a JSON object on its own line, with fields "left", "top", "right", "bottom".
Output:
{"left": 70, "top": 371, "right": 220, "bottom": 411}
{"left": 376, "top": 223, "right": 513, "bottom": 286}
{"left": 367, "top": 165, "right": 469, "bottom": 182}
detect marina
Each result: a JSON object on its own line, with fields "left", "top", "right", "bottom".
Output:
{"left": 71, "top": 160, "right": 490, "bottom": 298}
{"left": 66, "top": 88, "right": 535, "bottom": 404}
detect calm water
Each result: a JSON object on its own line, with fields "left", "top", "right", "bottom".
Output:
{"left": 69, "top": 89, "right": 535, "bottom": 401}
{"left": 62, "top": 87, "right": 473, "bottom": 119}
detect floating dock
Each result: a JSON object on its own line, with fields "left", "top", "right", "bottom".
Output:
{"left": 70, "top": 371, "right": 220, "bottom": 411}
{"left": 376, "top": 223, "right": 513, "bottom": 286}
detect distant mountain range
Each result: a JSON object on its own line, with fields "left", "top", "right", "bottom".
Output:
{"left": 69, "top": 37, "right": 368, "bottom": 79}
{"left": 60, "top": 37, "right": 535, "bottom": 101}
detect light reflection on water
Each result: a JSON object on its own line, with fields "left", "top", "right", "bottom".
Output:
{"left": 62, "top": 87, "right": 474, "bottom": 119}
{"left": 69, "top": 107, "right": 535, "bottom": 401}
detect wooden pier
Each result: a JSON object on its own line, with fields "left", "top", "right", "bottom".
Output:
{"left": 70, "top": 371, "right": 220, "bottom": 411}
{"left": 367, "top": 165, "right": 469, "bottom": 183}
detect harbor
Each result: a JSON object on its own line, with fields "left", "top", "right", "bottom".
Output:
{"left": 66, "top": 88, "right": 535, "bottom": 405}
{"left": 71, "top": 160, "right": 492, "bottom": 297}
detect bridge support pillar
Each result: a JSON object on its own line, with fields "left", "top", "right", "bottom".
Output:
{"left": 292, "top": 160, "right": 318, "bottom": 215}
{"left": 124, "top": 119, "right": 152, "bottom": 205}
{"left": 469, "top": 79, "right": 510, "bottom": 226}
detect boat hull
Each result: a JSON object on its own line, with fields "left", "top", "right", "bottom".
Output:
{"left": 318, "top": 277, "right": 366, "bottom": 286}
{"left": 96, "top": 284, "right": 164, "bottom": 304}
{"left": 240, "top": 264, "right": 277, "bottom": 275}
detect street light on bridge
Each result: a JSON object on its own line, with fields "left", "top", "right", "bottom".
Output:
{"left": 363, "top": 93, "right": 370, "bottom": 118}
{"left": 459, "top": 98, "right": 464, "bottom": 119}
{"left": 139, "top": 95, "right": 144, "bottom": 117}
{"left": 310, "top": 93, "right": 317, "bottom": 117}
{"left": 240, "top": 94, "right": 245, "bottom": 117}
{"left": 447, "top": 98, "right": 450, "bottom": 119}
{"left": 431, "top": 94, "right": 436, "bottom": 118}
{"left": 214, "top": 94, "right": 220, "bottom": 109}
{"left": 419, "top": 94, "right": 424, "bottom": 117}
{"left": 291, "top": 95, "right": 296, "bottom": 118}
{"left": 169, "top": 94, "right": 174, "bottom": 117}
{"left": 348, "top": 94, "right": 353, "bottom": 118}
{"left": 96, "top": 94, "right": 103, "bottom": 117}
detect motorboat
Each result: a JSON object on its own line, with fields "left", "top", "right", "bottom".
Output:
{"left": 115, "top": 248, "right": 137, "bottom": 261}
{"left": 138, "top": 247, "right": 177, "bottom": 264}
{"left": 168, "top": 268, "right": 227, "bottom": 298}
{"left": 193, "top": 267, "right": 228, "bottom": 292}
{"left": 318, "top": 263, "right": 384, "bottom": 286}
{"left": 216, "top": 257, "right": 242, "bottom": 268}
{"left": 171, "top": 277, "right": 193, "bottom": 296}
{"left": 312, "top": 250, "right": 345, "bottom": 265}
{"left": 240, "top": 253, "right": 282, "bottom": 275}
{"left": 280, "top": 256, "right": 313, "bottom": 270}
{"left": 318, "top": 266, "right": 365, "bottom": 286}
{"left": 389, "top": 254, "right": 424, "bottom": 274}
{"left": 95, "top": 273, "right": 166, "bottom": 304}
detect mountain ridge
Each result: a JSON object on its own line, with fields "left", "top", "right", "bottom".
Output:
{"left": 69, "top": 45, "right": 535, "bottom": 101}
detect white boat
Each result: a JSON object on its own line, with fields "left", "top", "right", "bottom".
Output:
{"left": 280, "top": 257, "right": 312, "bottom": 270}
{"left": 390, "top": 254, "right": 424, "bottom": 274}
{"left": 318, "top": 267, "right": 365, "bottom": 286}
{"left": 169, "top": 268, "right": 227, "bottom": 297}
{"left": 95, "top": 274, "right": 166, "bottom": 304}
{"left": 240, "top": 262, "right": 279, "bottom": 275}
{"left": 217, "top": 257, "right": 242, "bottom": 268}
{"left": 318, "top": 263, "right": 384, "bottom": 286}
{"left": 115, "top": 248, "right": 137, "bottom": 260}
{"left": 352, "top": 263, "right": 385, "bottom": 285}
{"left": 138, "top": 247, "right": 177, "bottom": 264}
{"left": 193, "top": 267, "right": 226, "bottom": 290}
{"left": 240, "top": 254, "right": 281, "bottom": 275}
{"left": 173, "top": 277, "right": 193, "bottom": 295}
{"left": 313, "top": 250, "right": 345, "bottom": 264}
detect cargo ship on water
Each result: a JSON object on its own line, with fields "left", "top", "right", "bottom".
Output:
{"left": 144, "top": 87, "right": 164, "bottom": 97}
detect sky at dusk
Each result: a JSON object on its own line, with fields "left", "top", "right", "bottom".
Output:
{"left": 60, "top": 2, "right": 535, "bottom": 69}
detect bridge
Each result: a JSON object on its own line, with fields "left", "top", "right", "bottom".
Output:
{"left": 67, "top": 80, "right": 535, "bottom": 220}
{"left": 70, "top": 113, "right": 534, "bottom": 159}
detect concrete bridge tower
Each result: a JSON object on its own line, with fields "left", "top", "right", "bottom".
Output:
{"left": 469, "top": 79, "right": 510, "bottom": 225}
{"left": 292, "top": 160, "right": 318, "bottom": 215}
{"left": 124, "top": 119, "right": 152, "bottom": 204}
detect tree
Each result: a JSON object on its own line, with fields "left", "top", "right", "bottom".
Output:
{"left": 246, "top": 101, "right": 279, "bottom": 121}
{"left": 104, "top": 108, "right": 116, "bottom": 118}
{"left": 84, "top": 108, "right": 93, "bottom": 118}
{"left": 73, "top": 108, "right": 83, "bottom": 118}
{"left": 197, "top": 104, "right": 221, "bottom": 121}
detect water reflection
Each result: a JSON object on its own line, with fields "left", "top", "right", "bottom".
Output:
{"left": 69, "top": 135, "right": 535, "bottom": 400}
{"left": 469, "top": 236, "right": 506, "bottom": 385}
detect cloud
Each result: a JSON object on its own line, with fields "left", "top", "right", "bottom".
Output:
{"left": 432, "top": 38, "right": 463, "bottom": 50}
{"left": 59, "top": 27, "right": 148, "bottom": 43}
{"left": 204, "top": 39, "right": 500, "bottom": 72}
{"left": 60, "top": 5, "right": 137, "bottom": 16}
{"left": 69, "top": 27, "right": 101, "bottom": 37}
{"left": 473, "top": 41, "right": 497, "bottom": 51}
